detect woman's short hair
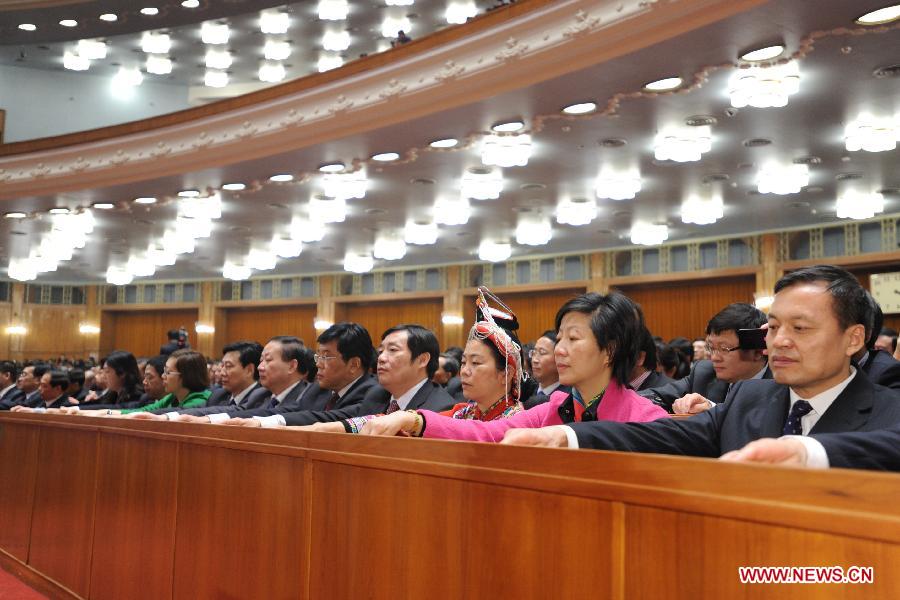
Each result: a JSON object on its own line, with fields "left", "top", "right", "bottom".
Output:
{"left": 170, "top": 349, "right": 210, "bottom": 393}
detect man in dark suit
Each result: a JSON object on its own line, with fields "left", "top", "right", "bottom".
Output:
{"left": 629, "top": 327, "right": 673, "bottom": 392}
{"left": 17, "top": 364, "right": 46, "bottom": 408}
{"left": 523, "top": 330, "right": 570, "bottom": 409}
{"left": 433, "top": 353, "right": 464, "bottom": 402}
{"left": 17, "top": 370, "right": 76, "bottom": 410}
{"left": 853, "top": 294, "right": 900, "bottom": 389}
{"left": 0, "top": 361, "right": 26, "bottom": 410}
{"left": 642, "top": 302, "right": 769, "bottom": 414}
{"left": 501, "top": 265, "right": 900, "bottom": 456}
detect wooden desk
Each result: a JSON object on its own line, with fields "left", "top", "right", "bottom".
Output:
{"left": 1, "top": 413, "right": 898, "bottom": 599}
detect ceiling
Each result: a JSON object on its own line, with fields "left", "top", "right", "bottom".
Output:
{"left": 0, "top": 0, "right": 899, "bottom": 284}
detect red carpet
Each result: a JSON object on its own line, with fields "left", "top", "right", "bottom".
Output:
{"left": 0, "top": 565, "right": 47, "bottom": 600}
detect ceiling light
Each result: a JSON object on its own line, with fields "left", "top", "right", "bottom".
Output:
{"left": 515, "top": 218, "right": 552, "bottom": 246}
{"left": 106, "top": 266, "right": 133, "bottom": 285}
{"left": 491, "top": 121, "right": 524, "bottom": 133}
{"left": 314, "top": 319, "right": 334, "bottom": 330}
{"left": 77, "top": 39, "right": 107, "bottom": 60}
{"left": 461, "top": 168, "right": 503, "bottom": 200}
{"left": 141, "top": 31, "right": 171, "bottom": 54}
{"left": 177, "top": 189, "right": 200, "bottom": 198}
{"left": 372, "top": 152, "right": 399, "bottom": 162}
{"left": 385, "top": 0, "right": 414, "bottom": 5}
{"left": 344, "top": 252, "right": 373, "bottom": 273}
{"left": 162, "top": 230, "right": 195, "bottom": 255}
{"left": 595, "top": 169, "right": 641, "bottom": 200}
{"left": 631, "top": 224, "right": 668, "bottom": 246}
{"left": 309, "top": 195, "right": 347, "bottom": 223}
{"left": 201, "top": 22, "right": 230, "bottom": 45}
{"left": 740, "top": 45, "right": 785, "bottom": 61}
{"left": 270, "top": 174, "right": 294, "bottom": 182}
{"left": 382, "top": 16, "right": 412, "bottom": 38}
{"left": 478, "top": 240, "right": 511, "bottom": 262}
{"left": 373, "top": 234, "right": 407, "bottom": 260}
{"left": 79, "top": 324, "right": 101, "bottom": 334}
{"left": 146, "top": 54, "right": 172, "bottom": 75}
{"left": 318, "top": 162, "right": 344, "bottom": 173}
{"left": 59, "top": 19, "right": 78, "bottom": 27}
{"left": 836, "top": 190, "right": 885, "bottom": 220}
{"left": 323, "top": 170, "right": 367, "bottom": 200}
{"left": 434, "top": 196, "right": 471, "bottom": 225}
{"left": 263, "top": 41, "right": 291, "bottom": 62}
{"left": 18, "top": 23, "right": 37, "bottom": 31}
{"left": 317, "top": 53, "right": 343, "bottom": 72}
{"left": 134, "top": 197, "right": 157, "bottom": 204}
{"left": 562, "top": 102, "right": 597, "bottom": 115}
{"left": 180, "top": 193, "right": 221, "bottom": 220}
{"left": 93, "top": 203, "right": 114, "bottom": 210}
{"left": 99, "top": 14, "right": 117, "bottom": 22}
{"left": 5, "top": 324, "right": 28, "bottom": 335}
{"left": 195, "top": 324, "right": 215, "bottom": 334}
{"left": 223, "top": 261, "right": 251, "bottom": 281}
{"left": 654, "top": 125, "right": 712, "bottom": 162}
{"left": 681, "top": 194, "right": 724, "bottom": 225}
{"left": 556, "top": 198, "right": 597, "bottom": 226}
{"left": 322, "top": 30, "right": 351, "bottom": 52}
{"left": 222, "top": 182, "right": 245, "bottom": 191}
{"left": 63, "top": 51, "right": 90, "bottom": 71}
{"left": 273, "top": 237, "right": 302, "bottom": 258}
{"left": 248, "top": 248, "right": 277, "bottom": 271}
{"left": 8, "top": 258, "right": 36, "bottom": 282}
{"left": 481, "top": 133, "right": 532, "bottom": 167}
{"left": 141, "top": 8, "right": 160, "bottom": 16}
{"left": 205, "top": 68, "right": 229, "bottom": 87}
{"left": 445, "top": 1, "right": 477, "bottom": 24}
{"left": 318, "top": 0, "right": 349, "bottom": 20}
{"left": 259, "top": 61, "right": 286, "bottom": 83}
{"left": 430, "top": 138, "right": 458, "bottom": 148}
{"left": 260, "top": 10, "right": 290, "bottom": 35}
{"left": 291, "top": 217, "right": 325, "bottom": 242}
{"left": 112, "top": 66, "right": 143, "bottom": 89}
{"left": 148, "top": 244, "right": 176, "bottom": 266}
{"left": 181, "top": 0, "right": 200, "bottom": 8}
{"left": 855, "top": 5, "right": 900, "bottom": 25}
{"left": 729, "top": 61, "right": 800, "bottom": 108}
{"left": 127, "top": 255, "right": 156, "bottom": 277}
{"left": 643, "top": 77, "right": 683, "bottom": 92}
{"left": 845, "top": 115, "right": 898, "bottom": 152}
{"left": 205, "top": 49, "right": 232, "bottom": 69}
{"left": 756, "top": 163, "right": 809, "bottom": 195}
{"left": 4, "top": 212, "right": 26, "bottom": 219}
{"left": 176, "top": 215, "right": 212, "bottom": 239}
{"left": 405, "top": 220, "right": 438, "bottom": 245}
{"left": 31, "top": 251, "right": 59, "bottom": 273}
{"left": 48, "top": 208, "right": 70, "bottom": 215}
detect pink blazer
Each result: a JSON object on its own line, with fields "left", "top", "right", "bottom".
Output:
{"left": 422, "top": 380, "right": 668, "bottom": 442}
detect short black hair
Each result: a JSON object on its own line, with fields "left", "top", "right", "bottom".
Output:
{"left": 33, "top": 363, "right": 50, "bottom": 379}
{"left": 554, "top": 292, "right": 644, "bottom": 386}
{"left": 268, "top": 335, "right": 314, "bottom": 376}
{"left": 439, "top": 354, "right": 460, "bottom": 377}
{"left": 865, "top": 292, "right": 883, "bottom": 350}
{"left": 47, "top": 369, "right": 69, "bottom": 392}
{"left": 882, "top": 327, "right": 899, "bottom": 337}
{"left": 222, "top": 341, "right": 264, "bottom": 380}
{"left": 297, "top": 347, "right": 317, "bottom": 380}
{"left": 316, "top": 323, "right": 375, "bottom": 371}
{"left": 640, "top": 327, "right": 659, "bottom": 371}
{"left": 0, "top": 361, "right": 18, "bottom": 381}
{"left": 381, "top": 324, "right": 440, "bottom": 378}
{"left": 540, "top": 329, "right": 558, "bottom": 344}
{"left": 656, "top": 343, "right": 681, "bottom": 374}
{"left": 774, "top": 265, "right": 868, "bottom": 331}
{"left": 443, "top": 346, "right": 463, "bottom": 364}
{"left": 68, "top": 368, "right": 85, "bottom": 387}
{"left": 706, "top": 303, "right": 767, "bottom": 335}
{"left": 170, "top": 349, "right": 209, "bottom": 392}
{"left": 145, "top": 355, "right": 167, "bottom": 378}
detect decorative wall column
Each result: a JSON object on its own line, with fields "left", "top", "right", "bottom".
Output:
{"left": 316, "top": 276, "right": 336, "bottom": 333}
{"left": 196, "top": 281, "right": 217, "bottom": 358}
{"left": 755, "top": 234, "right": 781, "bottom": 309}
{"left": 587, "top": 252, "right": 609, "bottom": 294}
{"left": 82, "top": 285, "right": 101, "bottom": 359}
{"left": 442, "top": 266, "right": 465, "bottom": 349}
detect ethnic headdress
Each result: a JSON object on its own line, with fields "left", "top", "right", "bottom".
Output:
{"left": 469, "top": 287, "right": 524, "bottom": 401}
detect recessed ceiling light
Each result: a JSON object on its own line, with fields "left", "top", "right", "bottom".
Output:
{"left": 49, "top": 208, "right": 70, "bottom": 214}
{"left": 740, "top": 44, "right": 785, "bottom": 61}
{"left": 59, "top": 19, "right": 78, "bottom": 27}
{"left": 140, "top": 7, "right": 160, "bottom": 16}
{"left": 4, "top": 212, "right": 27, "bottom": 219}
{"left": 135, "top": 197, "right": 157, "bottom": 204}
{"left": 562, "top": 102, "right": 597, "bottom": 115}
{"left": 855, "top": 5, "right": 900, "bottom": 25}
{"left": 93, "top": 202, "right": 115, "bottom": 209}
{"left": 177, "top": 190, "right": 200, "bottom": 197}
{"left": 491, "top": 120, "right": 524, "bottom": 132}
{"left": 429, "top": 138, "right": 458, "bottom": 148}
{"left": 99, "top": 13, "right": 118, "bottom": 22}
{"left": 371, "top": 152, "right": 399, "bottom": 161}
{"left": 269, "top": 174, "right": 293, "bottom": 182}
{"left": 318, "top": 162, "right": 344, "bottom": 173}
{"left": 222, "top": 183, "right": 246, "bottom": 191}
{"left": 18, "top": 23, "right": 37, "bottom": 31}
{"left": 181, "top": 0, "right": 200, "bottom": 7}
{"left": 643, "top": 76, "right": 683, "bottom": 92}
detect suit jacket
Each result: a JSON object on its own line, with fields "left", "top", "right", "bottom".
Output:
{"left": 153, "top": 383, "right": 271, "bottom": 415}
{"left": 445, "top": 377, "right": 464, "bottom": 402}
{"left": 640, "top": 360, "right": 771, "bottom": 412}
{"left": 229, "top": 376, "right": 376, "bottom": 420}
{"left": 185, "top": 380, "right": 311, "bottom": 417}
{"left": 0, "top": 387, "right": 27, "bottom": 411}
{"left": 860, "top": 349, "right": 900, "bottom": 389}
{"left": 636, "top": 370, "right": 673, "bottom": 392}
{"left": 570, "top": 370, "right": 900, "bottom": 457}
{"left": 23, "top": 390, "right": 43, "bottom": 408}
{"left": 523, "top": 384, "right": 572, "bottom": 410}
{"left": 813, "top": 426, "right": 900, "bottom": 471}
{"left": 282, "top": 380, "right": 454, "bottom": 426}
{"left": 43, "top": 394, "right": 76, "bottom": 409}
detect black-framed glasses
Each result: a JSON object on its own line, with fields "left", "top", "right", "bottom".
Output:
{"left": 705, "top": 344, "right": 740, "bottom": 356}
{"left": 314, "top": 354, "right": 339, "bottom": 364}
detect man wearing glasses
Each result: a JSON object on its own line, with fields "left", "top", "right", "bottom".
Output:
{"left": 641, "top": 303, "right": 769, "bottom": 414}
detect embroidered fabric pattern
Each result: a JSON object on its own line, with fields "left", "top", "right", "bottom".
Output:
{"left": 469, "top": 286, "right": 525, "bottom": 402}
{"left": 447, "top": 397, "right": 523, "bottom": 420}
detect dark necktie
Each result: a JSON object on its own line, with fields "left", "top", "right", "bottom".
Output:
{"left": 268, "top": 394, "right": 279, "bottom": 408}
{"left": 325, "top": 391, "right": 340, "bottom": 411}
{"left": 782, "top": 400, "right": 814, "bottom": 436}
{"left": 387, "top": 399, "right": 401, "bottom": 414}
{"left": 230, "top": 396, "right": 239, "bottom": 407}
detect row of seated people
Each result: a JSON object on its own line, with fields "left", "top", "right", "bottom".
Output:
{"left": 5, "top": 264, "right": 900, "bottom": 472}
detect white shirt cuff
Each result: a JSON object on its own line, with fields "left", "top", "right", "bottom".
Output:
{"left": 783, "top": 435, "right": 830, "bottom": 469}
{"left": 207, "top": 413, "right": 231, "bottom": 424}
{"left": 165, "top": 412, "right": 180, "bottom": 420}
{"left": 562, "top": 425, "right": 580, "bottom": 449}
{"left": 253, "top": 415, "right": 286, "bottom": 428}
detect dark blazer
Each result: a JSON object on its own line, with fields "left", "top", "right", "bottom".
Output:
{"left": 523, "top": 383, "right": 571, "bottom": 410}
{"left": 282, "top": 380, "right": 455, "bottom": 426}
{"left": 205, "top": 386, "right": 232, "bottom": 407}
{"left": 44, "top": 394, "right": 76, "bottom": 409}
{"left": 187, "top": 380, "right": 312, "bottom": 418}
{"left": 445, "top": 377, "right": 465, "bottom": 402}
{"left": 813, "top": 426, "right": 900, "bottom": 472}
{"left": 227, "top": 375, "right": 376, "bottom": 420}
{"left": 23, "top": 390, "right": 43, "bottom": 408}
{"left": 0, "top": 386, "right": 27, "bottom": 411}
{"left": 570, "top": 371, "right": 900, "bottom": 457}
{"left": 641, "top": 360, "right": 771, "bottom": 412}
{"left": 154, "top": 383, "right": 271, "bottom": 415}
{"left": 636, "top": 370, "right": 673, "bottom": 392}
{"left": 860, "top": 349, "right": 900, "bottom": 389}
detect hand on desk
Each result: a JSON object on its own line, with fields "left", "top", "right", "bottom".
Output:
{"left": 672, "top": 393, "right": 712, "bottom": 415}
{"left": 172, "top": 415, "right": 211, "bottom": 423}
{"left": 10, "top": 405, "right": 34, "bottom": 413}
{"left": 124, "top": 412, "right": 166, "bottom": 420}
{"left": 222, "top": 418, "right": 260, "bottom": 427}
{"left": 360, "top": 411, "right": 417, "bottom": 436}
{"left": 501, "top": 426, "right": 569, "bottom": 447}
{"left": 719, "top": 438, "right": 807, "bottom": 467}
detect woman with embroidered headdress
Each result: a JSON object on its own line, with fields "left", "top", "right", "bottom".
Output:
{"left": 360, "top": 290, "right": 668, "bottom": 440}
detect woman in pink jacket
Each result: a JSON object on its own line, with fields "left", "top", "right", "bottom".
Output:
{"left": 361, "top": 291, "right": 668, "bottom": 440}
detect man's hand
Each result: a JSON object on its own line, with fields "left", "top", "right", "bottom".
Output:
{"left": 672, "top": 393, "right": 712, "bottom": 415}
{"left": 172, "top": 414, "right": 212, "bottom": 424}
{"left": 720, "top": 437, "right": 808, "bottom": 466}
{"left": 10, "top": 405, "right": 34, "bottom": 413}
{"left": 221, "top": 418, "right": 261, "bottom": 427}
{"left": 125, "top": 412, "right": 166, "bottom": 420}
{"left": 360, "top": 412, "right": 417, "bottom": 436}
{"left": 500, "top": 426, "right": 570, "bottom": 447}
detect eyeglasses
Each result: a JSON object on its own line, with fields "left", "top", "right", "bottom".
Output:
{"left": 704, "top": 344, "right": 740, "bottom": 356}
{"left": 163, "top": 369, "right": 180, "bottom": 377}
{"left": 314, "top": 354, "right": 339, "bottom": 364}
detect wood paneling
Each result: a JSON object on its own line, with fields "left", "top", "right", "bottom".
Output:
{"left": 18, "top": 305, "right": 90, "bottom": 361}
{"left": 224, "top": 304, "right": 317, "bottom": 348}
{"left": 101, "top": 309, "right": 198, "bottom": 358}
{"left": 90, "top": 435, "right": 178, "bottom": 600}
{"left": 616, "top": 276, "right": 757, "bottom": 341}
{"left": 0, "top": 422, "right": 39, "bottom": 562}
{"left": 464, "top": 288, "right": 585, "bottom": 345}
{"left": 335, "top": 298, "right": 443, "bottom": 347}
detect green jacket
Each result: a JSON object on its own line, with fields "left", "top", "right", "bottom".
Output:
{"left": 121, "top": 389, "right": 211, "bottom": 414}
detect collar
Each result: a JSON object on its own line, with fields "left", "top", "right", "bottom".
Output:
{"left": 789, "top": 366, "right": 857, "bottom": 416}
{"left": 337, "top": 375, "right": 363, "bottom": 399}
{"left": 539, "top": 381, "right": 561, "bottom": 396}
{"left": 628, "top": 370, "right": 651, "bottom": 389}
{"left": 751, "top": 364, "right": 769, "bottom": 380}
{"left": 452, "top": 396, "right": 521, "bottom": 421}
{"left": 232, "top": 382, "right": 258, "bottom": 403}
{"left": 45, "top": 394, "right": 66, "bottom": 407}
{"left": 274, "top": 380, "right": 303, "bottom": 403}
{"left": 0, "top": 383, "right": 17, "bottom": 398}
{"left": 856, "top": 351, "right": 870, "bottom": 368}
{"left": 392, "top": 378, "right": 428, "bottom": 411}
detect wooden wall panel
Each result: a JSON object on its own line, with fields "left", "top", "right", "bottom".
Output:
{"left": 90, "top": 435, "right": 178, "bottom": 600}
{"left": 335, "top": 298, "right": 443, "bottom": 347}
{"left": 224, "top": 304, "right": 317, "bottom": 348}
{"left": 101, "top": 309, "right": 198, "bottom": 358}
{"left": 616, "top": 277, "right": 756, "bottom": 341}
{"left": 18, "top": 305, "right": 90, "bottom": 361}
{"left": 28, "top": 428, "right": 98, "bottom": 598}
{"left": 463, "top": 288, "right": 585, "bottom": 345}
{"left": 0, "top": 422, "right": 39, "bottom": 562}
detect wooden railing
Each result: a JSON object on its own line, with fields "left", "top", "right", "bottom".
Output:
{"left": 1, "top": 413, "right": 898, "bottom": 599}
